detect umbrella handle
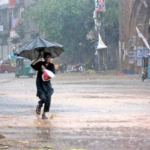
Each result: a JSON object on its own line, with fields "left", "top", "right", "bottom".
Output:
{"left": 37, "top": 52, "right": 42, "bottom": 59}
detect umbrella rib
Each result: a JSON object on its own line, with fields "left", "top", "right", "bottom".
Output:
{"left": 40, "top": 38, "right": 48, "bottom": 48}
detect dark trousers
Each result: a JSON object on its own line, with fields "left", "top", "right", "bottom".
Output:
{"left": 38, "top": 97, "right": 51, "bottom": 112}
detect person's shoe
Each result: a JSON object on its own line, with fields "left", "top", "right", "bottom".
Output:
{"left": 42, "top": 114, "right": 48, "bottom": 119}
{"left": 36, "top": 105, "right": 41, "bottom": 115}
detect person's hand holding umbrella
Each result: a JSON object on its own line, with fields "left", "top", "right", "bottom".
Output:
{"left": 32, "top": 53, "right": 42, "bottom": 66}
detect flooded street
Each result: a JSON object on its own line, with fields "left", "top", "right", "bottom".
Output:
{"left": 0, "top": 72, "right": 150, "bottom": 150}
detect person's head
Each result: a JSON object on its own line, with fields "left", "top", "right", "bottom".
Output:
{"left": 44, "top": 52, "right": 51, "bottom": 62}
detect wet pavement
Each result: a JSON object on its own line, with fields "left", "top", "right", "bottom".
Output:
{"left": 0, "top": 72, "right": 150, "bottom": 150}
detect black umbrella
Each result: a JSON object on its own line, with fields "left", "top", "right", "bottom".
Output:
{"left": 14, "top": 37, "right": 64, "bottom": 60}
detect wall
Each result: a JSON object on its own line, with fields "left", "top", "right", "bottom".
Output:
{"left": 0, "top": 0, "right": 38, "bottom": 61}
{"left": 0, "top": 45, "right": 9, "bottom": 60}
{"left": 119, "top": 0, "right": 150, "bottom": 73}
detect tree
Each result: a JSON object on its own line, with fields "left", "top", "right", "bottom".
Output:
{"left": 25, "top": 0, "right": 119, "bottom": 69}
{"left": 103, "top": 0, "right": 119, "bottom": 70}
{"left": 104, "top": 0, "right": 119, "bottom": 45}
{"left": 25, "top": 0, "right": 94, "bottom": 63}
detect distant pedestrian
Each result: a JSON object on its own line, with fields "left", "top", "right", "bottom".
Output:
{"left": 31, "top": 52, "right": 55, "bottom": 119}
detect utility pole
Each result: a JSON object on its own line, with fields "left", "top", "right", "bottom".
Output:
{"left": 1, "top": 43, "right": 3, "bottom": 60}
{"left": 93, "top": 0, "right": 107, "bottom": 71}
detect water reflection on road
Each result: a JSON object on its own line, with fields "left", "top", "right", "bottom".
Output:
{"left": 0, "top": 73, "right": 150, "bottom": 150}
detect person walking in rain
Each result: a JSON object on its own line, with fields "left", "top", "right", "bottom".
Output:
{"left": 31, "top": 52, "right": 55, "bottom": 119}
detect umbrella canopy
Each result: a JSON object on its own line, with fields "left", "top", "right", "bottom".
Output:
{"left": 14, "top": 37, "right": 64, "bottom": 60}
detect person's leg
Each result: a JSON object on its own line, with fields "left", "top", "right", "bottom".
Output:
{"left": 42, "top": 112, "right": 48, "bottom": 119}
{"left": 44, "top": 98, "right": 51, "bottom": 112}
{"left": 38, "top": 99, "right": 44, "bottom": 108}
{"left": 42, "top": 98, "right": 51, "bottom": 119}
{"left": 36, "top": 99, "right": 44, "bottom": 115}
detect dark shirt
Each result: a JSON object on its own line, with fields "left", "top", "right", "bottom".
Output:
{"left": 31, "top": 61, "right": 55, "bottom": 100}
{"left": 31, "top": 61, "right": 55, "bottom": 75}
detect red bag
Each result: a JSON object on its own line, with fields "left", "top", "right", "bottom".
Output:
{"left": 42, "top": 69, "right": 55, "bottom": 81}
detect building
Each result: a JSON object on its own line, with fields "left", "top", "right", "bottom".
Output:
{"left": 119, "top": 0, "right": 150, "bottom": 73}
{"left": 0, "top": 0, "right": 37, "bottom": 60}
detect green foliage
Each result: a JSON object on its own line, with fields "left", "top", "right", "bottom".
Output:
{"left": 104, "top": 0, "right": 119, "bottom": 43}
{"left": 24, "top": 0, "right": 119, "bottom": 65}
{"left": 25, "top": 0, "right": 94, "bottom": 63}
{"left": 102, "top": 0, "right": 119, "bottom": 70}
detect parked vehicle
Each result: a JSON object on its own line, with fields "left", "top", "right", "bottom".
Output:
{"left": 0, "top": 59, "right": 16, "bottom": 73}
{"left": 67, "top": 63, "right": 86, "bottom": 72}
{"left": 15, "top": 57, "right": 36, "bottom": 78}
{"left": 55, "top": 64, "right": 67, "bottom": 73}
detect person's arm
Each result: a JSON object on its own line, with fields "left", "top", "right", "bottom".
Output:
{"left": 41, "top": 65, "right": 46, "bottom": 70}
{"left": 31, "top": 54, "right": 42, "bottom": 71}
{"left": 31, "top": 54, "right": 42, "bottom": 66}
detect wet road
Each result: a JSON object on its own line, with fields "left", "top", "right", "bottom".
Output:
{"left": 0, "top": 72, "right": 150, "bottom": 150}
{"left": 0, "top": 73, "right": 14, "bottom": 83}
